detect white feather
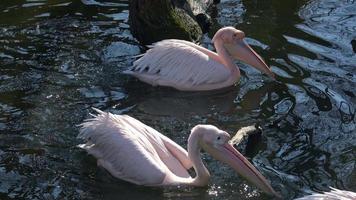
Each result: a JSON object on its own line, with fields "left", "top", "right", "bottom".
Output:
{"left": 78, "top": 108, "right": 168, "bottom": 185}
{"left": 78, "top": 108, "right": 191, "bottom": 185}
{"left": 295, "top": 188, "right": 356, "bottom": 200}
{"left": 124, "top": 39, "right": 230, "bottom": 90}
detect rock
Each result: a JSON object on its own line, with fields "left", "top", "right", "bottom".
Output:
{"left": 231, "top": 124, "right": 265, "bottom": 158}
{"left": 231, "top": 125, "right": 262, "bottom": 146}
{"left": 129, "top": 0, "right": 216, "bottom": 45}
{"left": 351, "top": 39, "right": 356, "bottom": 53}
{"left": 195, "top": 13, "right": 211, "bottom": 33}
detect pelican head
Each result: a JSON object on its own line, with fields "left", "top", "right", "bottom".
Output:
{"left": 212, "top": 27, "right": 275, "bottom": 78}
{"left": 190, "top": 124, "right": 280, "bottom": 197}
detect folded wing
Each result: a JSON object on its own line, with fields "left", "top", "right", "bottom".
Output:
{"left": 124, "top": 39, "right": 230, "bottom": 88}
{"left": 78, "top": 108, "right": 190, "bottom": 185}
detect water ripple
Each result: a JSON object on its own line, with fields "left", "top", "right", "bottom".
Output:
{"left": 0, "top": 0, "right": 356, "bottom": 199}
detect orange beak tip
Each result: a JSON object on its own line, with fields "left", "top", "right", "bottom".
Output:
{"left": 265, "top": 67, "right": 276, "bottom": 80}
{"left": 270, "top": 73, "right": 276, "bottom": 80}
{"left": 262, "top": 72, "right": 276, "bottom": 82}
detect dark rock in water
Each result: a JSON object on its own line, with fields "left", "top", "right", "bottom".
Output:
{"left": 231, "top": 124, "right": 262, "bottom": 146}
{"left": 195, "top": 13, "right": 211, "bottom": 33}
{"left": 245, "top": 126, "right": 263, "bottom": 157}
{"left": 231, "top": 124, "right": 264, "bottom": 157}
{"left": 351, "top": 39, "right": 356, "bottom": 53}
{"left": 129, "top": 0, "right": 216, "bottom": 45}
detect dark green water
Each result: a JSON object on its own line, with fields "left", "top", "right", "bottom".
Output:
{"left": 0, "top": 0, "right": 355, "bottom": 199}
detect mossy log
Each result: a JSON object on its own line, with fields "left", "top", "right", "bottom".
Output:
{"left": 129, "top": 0, "right": 216, "bottom": 45}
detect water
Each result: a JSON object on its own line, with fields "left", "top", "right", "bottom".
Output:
{"left": 0, "top": 0, "right": 355, "bottom": 199}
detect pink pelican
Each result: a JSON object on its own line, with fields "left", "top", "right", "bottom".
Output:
{"left": 78, "top": 108, "right": 280, "bottom": 197}
{"left": 124, "top": 27, "right": 275, "bottom": 91}
{"left": 295, "top": 188, "right": 356, "bottom": 200}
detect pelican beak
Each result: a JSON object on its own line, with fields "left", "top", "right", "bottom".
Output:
{"left": 207, "top": 143, "right": 280, "bottom": 197}
{"left": 225, "top": 40, "right": 275, "bottom": 79}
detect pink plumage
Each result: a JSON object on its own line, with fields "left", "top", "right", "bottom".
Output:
{"left": 124, "top": 27, "right": 274, "bottom": 91}
{"left": 78, "top": 108, "right": 280, "bottom": 197}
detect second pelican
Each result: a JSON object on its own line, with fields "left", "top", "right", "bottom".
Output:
{"left": 124, "top": 27, "right": 275, "bottom": 91}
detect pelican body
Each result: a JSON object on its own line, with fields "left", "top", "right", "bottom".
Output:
{"left": 295, "top": 188, "right": 356, "bottom": 200}
{"left": 78, "top": 109, "right": 279, "bottom": 197}
{"left": 124, "top": 27, "right": 274, "bottom": 91}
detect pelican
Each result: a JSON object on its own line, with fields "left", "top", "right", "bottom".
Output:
{"left": 78, "top": 108, "right": 280, "bottom": 197}
{"left": 295, "top": 188, "right": 356, "bottom": 200}
{"left": 124, "top": 26, "right": 275, "bottom": 91}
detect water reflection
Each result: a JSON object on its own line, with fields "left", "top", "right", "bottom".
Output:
{"left": 0, "top": 0, "right": 355, "bottom": 199}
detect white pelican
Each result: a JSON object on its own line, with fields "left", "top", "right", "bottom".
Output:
{"left": 78, "top": 108, "right": 280, "bottom": 197}
{"left": 124, "top": 26, "right": 275, "bottom": 91}
{"left": 295, "top": 187, "right": 356, "bottom": 200}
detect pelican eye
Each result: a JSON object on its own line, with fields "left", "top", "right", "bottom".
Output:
{"left": 234, "top": 32, "right": 245, "bottom": 39}
{"left": 217, "top": 136, "right": 221, "bottom": 140}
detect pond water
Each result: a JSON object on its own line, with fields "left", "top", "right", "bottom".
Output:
{"left": 0, "top": 0, "right": 355, "bottom": 199}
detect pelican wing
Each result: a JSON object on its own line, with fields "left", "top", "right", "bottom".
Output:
{"left": 295, "top": 187, "right": 356, "bottom": 200}
{"left": 124, "top": 39, "right": 230, "bottom": 89}
{"left": 78, "top": 108, "right": 190, "bottom": 185}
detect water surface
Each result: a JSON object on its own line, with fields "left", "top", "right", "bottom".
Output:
{"left": 0, "top": 0, "right": 355, "bottom": 199}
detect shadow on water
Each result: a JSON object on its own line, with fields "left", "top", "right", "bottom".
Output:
{"left": 0, "top": 0, "right": 355, "bottom": 199}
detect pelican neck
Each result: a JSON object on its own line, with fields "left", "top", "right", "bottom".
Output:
{"left": 214, "top": 40, "right": 237, "bottom": 73}
{"left": 187, "top": 130, "right": 211, "bottom": 186}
